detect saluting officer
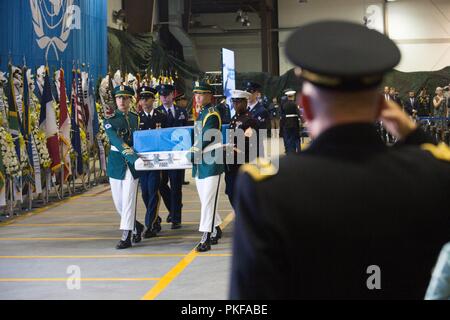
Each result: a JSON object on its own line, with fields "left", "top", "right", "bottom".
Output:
{"left": 156, "top": 84, "right": 188, "bottom": 229}
{"left": 188, "top": 81, "right": 224, "bottom": 252}
{"left": 137, "top": 86, "right": 168, "bottom": 238}
{"left": 224, "top": 89, "right": 258, "bottom": 208}
{"left": 231, "top": 21, "right": 450, "bottom": 299}
{"left": 105, "top": 85, "right": 145, "bottom": 250}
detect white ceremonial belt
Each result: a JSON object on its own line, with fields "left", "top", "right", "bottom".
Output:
{"left": 285, "top": 114, "right": 298, "bottom": 118}
{"left": 111, "top": 146, "right": 120, "bottom": 152}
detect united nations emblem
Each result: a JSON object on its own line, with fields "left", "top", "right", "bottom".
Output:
{"left": 30, "top": 0, "right": 80, "bottom": 60}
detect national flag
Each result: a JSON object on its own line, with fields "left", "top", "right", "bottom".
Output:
{"left": 39, "top": 67, "right": 61, "bottom": 173}
{"left": 22, "top": 67, "right": 34, "bottom": 162}
{"left": 76, "top": 69, "right": 86, "bottom": 129}
{"left": 82, "top": 71, "right": 94, "bottom": 147}
{"left": 58, "top": 68, "right": 72, "bottom": 182}
{"left": 136, "top": 73, "right": 142, "bottom": 111}
{"left": 70, "top": 69, "right": 83, "bottom": 176}
{"left": 6, "top": 63, "right": 22, "bottom": 157}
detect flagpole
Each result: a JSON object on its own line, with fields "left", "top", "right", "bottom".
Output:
{"left": 57, "top": 62, "right": 64, "bottom": 199}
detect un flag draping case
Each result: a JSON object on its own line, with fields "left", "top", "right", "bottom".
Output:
{"left": 134, "top": 125, "right": 230, "bottom": 170}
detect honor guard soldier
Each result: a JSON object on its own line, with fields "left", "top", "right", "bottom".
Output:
{"left": 231, "top": 21, "right": 450, "bottom": 299}
{"left": 244, "top": 81, "right": 269, "bottom": 157}
{"left": 188, "top": 81, "right": 224, "bottom": 252}
{"left": 280, "top": 89, "right": 301, "bottom": 154}
{"left": 215, "top": 95, "right": 232, "bottom": 124}
{"left": 224, "top": 90, "right": 258, "bottom": 208}
{"left": 244, "top": 81, "right": 269, "bottom": 130}
{"left": 137, "top": 86, "right": 167, "bottom": 238}
{"left": 105, "top": 85, "right": 145, "bottom": 249}
{"left": 156, "top": 84, "right": 188, "bottom": 229}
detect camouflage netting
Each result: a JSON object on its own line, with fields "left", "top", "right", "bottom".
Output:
{"left": 108, "top": 28, "right": 450, "bottom": 100}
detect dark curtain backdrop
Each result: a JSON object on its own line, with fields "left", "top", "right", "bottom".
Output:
{"left": 108, "top": 28, "right": 450, "bottom": 101}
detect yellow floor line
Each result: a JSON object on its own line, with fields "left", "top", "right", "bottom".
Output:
{"left": 0, "top": 278, "right": 160, "bottom": 282}
{"left": 35, "top": 209, "right": 231, "bottom": 215}
{"left": 6, "top": 222, "right": 200, "bottom": 227}
{"left": 0, "top": 254, "right": 187, "bottom": 259}
{"left": 0, "top": 236, "right": 201, "bottom": 241}
{"left": 196, "top": 253, "right": 232, "bottom": 257}
{"left": 141, "top": 212, "right": 235, "bottom": 300}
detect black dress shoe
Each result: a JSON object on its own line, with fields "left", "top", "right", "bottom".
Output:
{"left": 132, "top": 233, "right": 142, "bottom": 243}
{"left": 171, "top": 222, "right": 182, "bottom": 230}
{"left": 182, "top": 181, "right": 190, "bottom": 185}
{"left": 153, "top": 220, "right": 162, "bottom": 233}
{"left": 215, "top": 226, "right": 223, "bottom": 239}
{"left": 132, "top": 222, "right": 144, "bottom": 243}
{"left": 143, "top": 228, "right": 158, "bottom": 238}
{"left": 116, "top": 239, "right": 132, "bottom": 250}
{"left": 196, "top": 239, "right": 211, "bottom": 252}
{"left": 210, "top": 226, "right": 222, "bottom": 245}
{"left": 166, "top": 215, "right": 172, "bottom": 223}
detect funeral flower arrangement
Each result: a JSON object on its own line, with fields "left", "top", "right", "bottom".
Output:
{"left": 79, "top": 128, "right": 89, "bottom": 163}
{"left": 0, "top": 127, "right": 21, "bottom": 176}
{"left": 18, "top": 134, "right": 31, "bottom": 175}
{"left": 96, "top": 103, "right": 109, "bottom": 150}
{"left": 30, "top": 108, "right": 52, "bottom": 169}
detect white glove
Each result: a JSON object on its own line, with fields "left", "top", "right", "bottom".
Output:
{"left": 134, "top": 158, "right": 145, "bottom": 169}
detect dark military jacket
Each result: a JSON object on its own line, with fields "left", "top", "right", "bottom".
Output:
{"left": 248, "top": 101, "right": 269, "bottom": 130}
{"left": 104, "top": 110, "right": 140, "bottom": 180}
{"left": 231, "top": 123, "right": 450, "bottom": 299}
{"left": 216, "top": 102, "right": 231, "bottom": 124}
{"left": 188, "top": 104, "right": 225, "bottom": 179}
{"left": 226, "top": 111, "right": 258, "bottom": 169}
{"left": 156, "top": 105, "right": 188, "bottom": 128}
{"left": 139, "top": 109, "right": 167, "bottom": 130}
{"left": 280, "top": 100, "right": 301, "bottom": 133}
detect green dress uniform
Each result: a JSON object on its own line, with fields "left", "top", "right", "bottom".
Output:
{"left": 190, "top": 104, "right": 225, "bottom": 179}
{"left": 105, "top": 110, "right": 140, "bottom": 180}
{"left": 188, "top": 81, "right": 224, "bottom": 252}
{"left": 104, "top": 85, "right": 143, "bottom": 249}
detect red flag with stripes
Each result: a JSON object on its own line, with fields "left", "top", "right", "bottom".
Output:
{"left": 39, "top": 68, "right": 61, "bottom": 172}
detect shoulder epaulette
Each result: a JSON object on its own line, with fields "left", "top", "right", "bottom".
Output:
{"left": 239, "top": 158, "right": 278, "bottom": 182}
{"left": 106, "top": 112, "right": 117, "bottom": 120}
{"left": 421, "top": 143, "right": 450, "bottom": 162}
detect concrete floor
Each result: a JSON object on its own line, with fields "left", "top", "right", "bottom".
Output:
{"left": 0, "top": 171, "right": 234, "bottom": 300}
{"left": 0, "top": 137, "right": 293, "bottom": 300}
